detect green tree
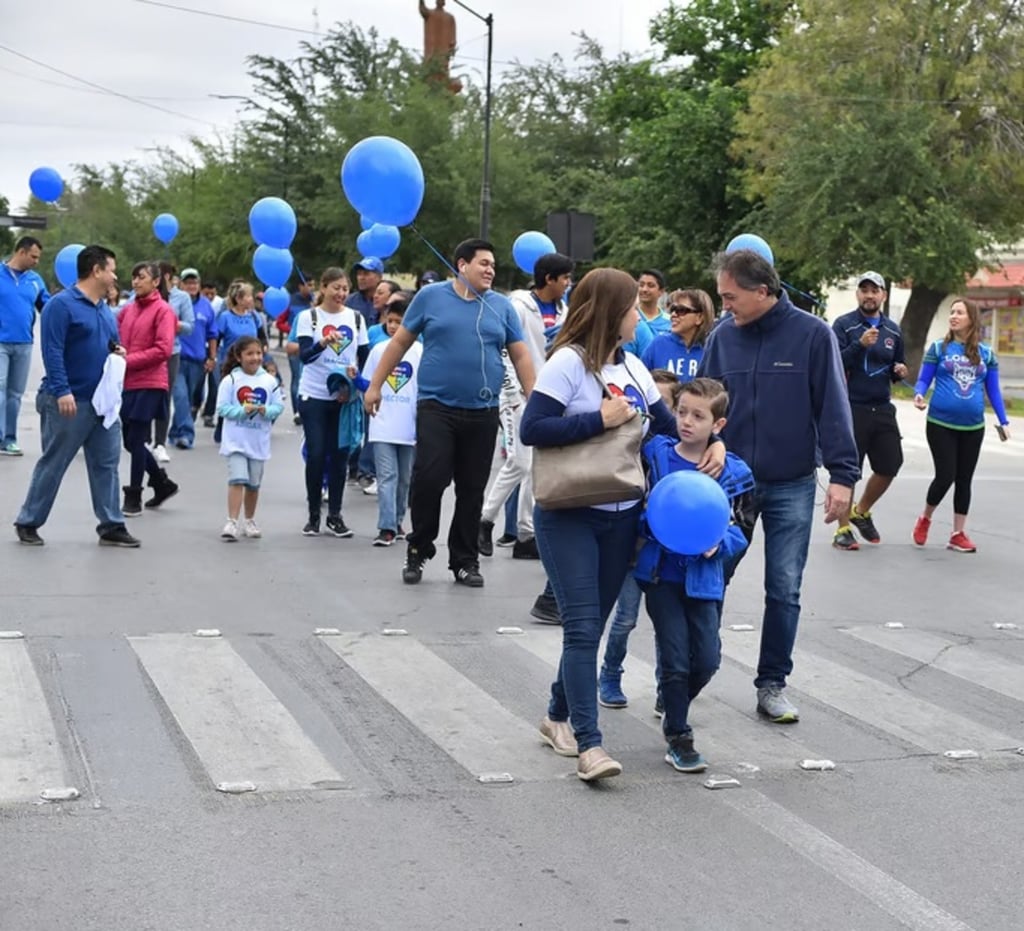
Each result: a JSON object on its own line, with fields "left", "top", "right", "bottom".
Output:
{"left": 735, "top": 0, "right": 1024, "bottom": 373}
{"left": 0, "top": 196, "right": 13, "bottom": 255}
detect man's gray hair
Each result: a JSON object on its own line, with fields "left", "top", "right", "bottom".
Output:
{"left": 712, "top": 250, "right": 781, "bottom": 296}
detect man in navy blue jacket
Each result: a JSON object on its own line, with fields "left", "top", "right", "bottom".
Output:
{"left": 830, "top": 272, "right": 908, "bottom": 550}
{"left": 699, "top": 249, "right": 858, "bottom": 723}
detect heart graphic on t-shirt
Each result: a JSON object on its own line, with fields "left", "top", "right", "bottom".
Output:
{"left": 386, "top": 361, "right": 413, "bottom": 394}
{"left": 236, "top": 385, "right": 268, "bottom": 417}
{"left": 607, "top": 383, "right": 647, "bottom": 413}
{"left": 321, "top": 325, "right": 354, "bottom": 355}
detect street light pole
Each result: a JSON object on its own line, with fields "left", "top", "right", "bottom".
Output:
{"left": 451, "top": 0, "right": 494, "bottom": 241}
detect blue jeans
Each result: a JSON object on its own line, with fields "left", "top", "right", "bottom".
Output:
{"left": 724, "top": 474, "right": 816, "bottom": 688}
{"left": 641, "top": 582, "right": 720, "bottom": 739}
{"left": 503, "top": 485, "right": 519, "bottom": 538}
{"left": 358, "top": 436, "right": 376, "bottom": 479}
{"left": 0, "top": 342, "right": 33, "bottom": 445}
{"left": 288, "top": 356, "right": 303, "bottom": 413}
{"left": 535, "top": 503, "right": 641, "bottom": 752}
{"left": 169, "top": 357, "right": 205, "bottom": 447}
{"left": 301, "top": 397, "right": 348, "bottom": 518}
{"left": 601, "top": 574, "right": 642, "bottom": 675}
{"left": 373, "top": 442, "right": 414, "bottom": 533}
{"left": 15, "top": 393, "right": 124, "bottom": 533}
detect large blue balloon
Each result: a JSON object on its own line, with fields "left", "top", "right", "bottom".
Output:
{"left": 513, "top": 231, "right": 556, "bottom": 276}
{"left": 29, "top": 167, "right": 64, "bottom": 203}
{"left": 359, "top": 215, "right": 375, "bottom": 231}
{"left": 263, "top": 286, "right": 289, "bottom": 315}
{"left": 646, "top": 470, "right": 731, "bottom": 557}
{"left": 341, "top": 136, "right": 425, "bottom": 227}
{"left": 249, "top": 197, "right": 297, "bottom": 249}
{"left": 252, "top": 245, "right": 293, "bottom": 288}
{"left": 357, "top": 224, "right": 401, "bottom": 259}
{"left": 153, "top": 213, "right": 179, "bottom": 245}
{"left": 54, "top": 243, "right": 85, "bottom": 289}
{"left": 726, "top": 233, "right": 774, "bottom": 265}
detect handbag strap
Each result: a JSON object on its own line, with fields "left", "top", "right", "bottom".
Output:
{"left": 568, "top": 343, "right": 613, "bottom": 400}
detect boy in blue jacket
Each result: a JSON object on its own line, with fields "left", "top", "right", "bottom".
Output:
{"left": 634, "top": 377, "right": 754, "bottom": 773}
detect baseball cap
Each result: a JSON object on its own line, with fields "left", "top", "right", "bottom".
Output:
{"left": 354, "top": 257, "right": 384, "bottom": 273}
{"left": 418, "top": 270, "right": 441, "bottom": 285}
{"left": 858, "top": 271, "right": 885, "bottom": 288}
{"left": 180, "top": 267, "right": 200, "bottom": 281}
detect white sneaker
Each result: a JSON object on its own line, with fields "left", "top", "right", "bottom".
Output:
{"left": 363, "top": 479, "right": 378, "bottom": 496}
{"left": 244, "top": 518, "right": 261, "bottom": 538}
{"left": 153, "top": 444, "right": 171, "bottom": 464}
{"left": 221, "top": 518, "right": 239, "bottom": 541}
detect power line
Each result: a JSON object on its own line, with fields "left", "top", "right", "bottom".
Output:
{"left": 0, "top": 63, "right": 215, "bottom": 102}
{"left": 133, "top": 0, "right": 322, "bottom": 35}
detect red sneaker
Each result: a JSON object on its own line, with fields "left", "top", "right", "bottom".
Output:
{"left": 912, "top": 516, "right": 931, "bottom": 546}
{"left": 947, "top": 531, "right": 977, "bottom": 553}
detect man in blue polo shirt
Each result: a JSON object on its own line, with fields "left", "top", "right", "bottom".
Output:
{"left": 364, "top": 239, "right": 535, "bottom": 588}
{"left": 169, "top": 268, "right": 215, "bottom": 450}
{"left": 0, "top": 236, "right": 50, "bottom": 455}
{"left": 13, "top": 244, "right": 139, "bottom": 548}
{"left": 347, "top": 257, "right": 383, "bottom": 326}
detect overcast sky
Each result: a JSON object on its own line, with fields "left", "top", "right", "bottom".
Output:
{"left": 1, "top": 0, "right": 669, "bottom": 216}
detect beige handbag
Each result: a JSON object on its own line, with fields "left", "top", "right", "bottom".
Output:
{"left": 532, "top": 362, "right": 646, "bottom": 510}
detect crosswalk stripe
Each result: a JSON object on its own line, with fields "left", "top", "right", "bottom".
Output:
{"left": 841, "top": 626, "right": 1024, "bottom": 704}
{"left": 720, "top": 630, "right": 1019, "bottom": 753}
{"left": 319, "top": 633, "right": 570, "bottom": 781}
{"left": 514, "top": 629, "right": 826, "bottom": 769}
{"left": 129, "top": 634, "right": 343, "bottom": 792}
{"left": 0, "top": 641, "right": 67, "bottom": 803}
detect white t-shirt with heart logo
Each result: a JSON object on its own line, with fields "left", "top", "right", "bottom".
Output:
{"left": 295, "top": 306, "right": 369, "bottom": 400}
{"left": 215, "top": 368, "right": 284, "bottom": 460}
{"left": 361, "top": 338, "right": 423, "bottom": 446}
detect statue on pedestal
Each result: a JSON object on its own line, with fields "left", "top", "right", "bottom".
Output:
{"left": 419, "top": 0, "right": 462, "bottom": 93}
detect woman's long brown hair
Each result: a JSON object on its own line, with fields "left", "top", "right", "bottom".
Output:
{"left": 943, "top": 296, "right": 982, "bottom": 366}
{"left": 549, "top": 268, "right": 638, "bottom": 372}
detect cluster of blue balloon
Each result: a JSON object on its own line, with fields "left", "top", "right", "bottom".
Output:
{"left": 512, "top": 231, "right": 556, "bottom": 276}
{"left": 646, "top": 471, "right": 732, "bottom": 556}
{"left": 249, "top": 197, "right": 297, "bottom": 314}
{"left": 29, "top": 167, "right": 64, "bottom": 204}
{"left": 726, "top": 233, "right": 774, "bottom": 265}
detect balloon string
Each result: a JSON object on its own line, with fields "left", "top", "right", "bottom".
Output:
{"left": 781, "top": 279, "right": 826, "bottom": 311}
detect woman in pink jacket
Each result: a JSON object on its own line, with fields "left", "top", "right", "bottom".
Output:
{"left": 118, "top": 262, "right": 180, "bottom": 516}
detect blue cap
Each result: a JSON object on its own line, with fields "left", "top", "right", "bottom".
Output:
{"left": 354, "top": 257, "right": 384, "bottom": 273}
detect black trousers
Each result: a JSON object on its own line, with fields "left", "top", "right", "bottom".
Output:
{"left": 407, "top": 400, "right": 499, "bottom": 570}
{"left": 925, "top": 421, "right": 984, "bottom": 514}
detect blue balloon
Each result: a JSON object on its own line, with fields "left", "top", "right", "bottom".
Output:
{"left": 341, "top": 136, "right": 425, "bottom": 227}
{"left": 152, "top": 213, "right": 179, "bottom": 245}
{"left": 252, "top": 245, "right": 293, "bottom": 288}
{"left": 29, "top": 167, "right": 64, "bottom": 203}
{"left": 726, "top": 233, "right": 774, "bottom": 265}
{"left": 357, "top": 224, "right": 401, "bottom": 259}
{"left": 263, "top": 286, "right": 290, "bottom": 315}
{"left": 512, "top": 231, "right": 557, "bottom": 276}
{"left": 249, "top": 197, "right": 297, "bottom": 249}
{"left": 360, "top": 215, "right": 375, "bottom": 231}
{"left": 646, "top": 470, "right": 731, "bottom": 556}
{"left": 54, "top": 243, "right": 85, "bottom": 289}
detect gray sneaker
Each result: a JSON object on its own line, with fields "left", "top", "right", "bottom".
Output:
{"left": 756, "top": 685, "right": 799, "bottom": 723}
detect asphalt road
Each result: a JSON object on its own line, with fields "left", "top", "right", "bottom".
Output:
{"left": 1, "top": 354, "right": 1023, "bottom": 931}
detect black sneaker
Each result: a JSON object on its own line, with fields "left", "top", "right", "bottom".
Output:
{"left": 302, "top": 516, "right": 321, "bottom": 536}
{"left": 850, "top": 507, "right": 881, "bottom": 544}
{"left": 495, "top": 533, "right": 517, "bottom": 548}
{"left": 396, "top": 524, "right": 407, "bottom": 540}
{"left": 665, "top": 735, "right": 707, "bottom": 773}
{"left": 832, "top": 527, "right": 859, "bottom": 551}
{"left": 454, "top": 564, "right": 485, "bottom": 588}
{"left": 478, "top": 520, "right": 494, "bottom": 557}
{"left": 530, "top": 591, "right": 561, "bottom": 625}
{"left": 202, "top": 415, "right": 215, "bottom": 428}
{"left": 512, "top": 536, "right": 540, "bottom": 560}
{"left": 98, "top": 525, "right": 141, "bottom": 548}
{"left": 325, "top": 515, "right": 353, "bottom": 538}
{"left": 373, "top": 530, "right": 396, "bottom": 547}
{"left": 403, "top": 548, "right": 426, "bottom": 584}
{"left": 15, "top": 524, "right": 44, "bottom": 546}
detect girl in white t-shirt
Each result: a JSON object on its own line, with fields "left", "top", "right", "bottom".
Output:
{"left": 215, "top": 337, "right": 284, "bottom": 541}
{"left": 294, "top": 267, "right": 370, "bottom": 538}
{"left": 361, "top": 301, "right": 423, "bottom": 546}
{"left": 519, "top": 267, "right": 724, "bottom": 783}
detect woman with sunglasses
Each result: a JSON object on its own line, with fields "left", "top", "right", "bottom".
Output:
{"left": 641, "top": 289, "right": 716, "bottom": 384}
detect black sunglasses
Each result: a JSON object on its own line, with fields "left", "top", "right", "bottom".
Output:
{"left": 668, "top": 305, "right": 701, "bottom": 316}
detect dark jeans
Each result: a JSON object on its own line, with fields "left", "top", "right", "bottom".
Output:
{"left": 301, "top": 397, "right": 348, "bottom": 518}
{"left": 535, "top": 503, "right": 640, "bottom": 752}
{"left": 152, "top": 353, "right": 179, "bottom": 447}
{"left": 407, "top": 400, "right": 499, "bottom": 570}
{"left": 925, "top": 421, "right": 984, "bottom": 514}
{"left": 641, "top": 581, "right": 721, "bottom": 739}
{"left": 503, "top": 485, "right": 519, "bottom": 538}
{"left": 122, "top": 419, "right": 161, "bottom": 488}
{"left": 288, "top": 355, "right": 302, "bottom": 413}
{"left": 201, "top": 370, "right": 218, "bottom": 419}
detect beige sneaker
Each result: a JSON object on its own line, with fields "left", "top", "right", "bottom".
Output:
{"left": 538, "top": 717, "right": 578, "bottom": 757}
{"left": 576, "top": 747, "right": 622, "bottom": 781}
{"left": 244, "top": 518, "right": 261, "bottom": 539}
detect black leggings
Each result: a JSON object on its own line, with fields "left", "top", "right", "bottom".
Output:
{"left": 122, "top": 419, "right": 160, "bottom": 488}
{"left": 925, "top": 421, "right": 984, "bottom": 515}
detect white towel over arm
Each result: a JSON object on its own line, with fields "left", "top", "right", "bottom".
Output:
{"left": 91, "top": 353, "right": 127, "bottom": 428}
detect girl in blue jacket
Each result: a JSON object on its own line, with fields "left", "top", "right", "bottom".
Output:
{"left": 634, "top": 377, "right": 754, "bottom": 773}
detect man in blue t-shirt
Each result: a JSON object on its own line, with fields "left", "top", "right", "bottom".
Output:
{"left": 347, "top": 257, "right": 383, "bottom": 326}
{"left": 364, "top": 239, "right": 535, "bottom": 588}
{"left": 169, "top": 268, "right": 216, "bottom": 449}
{"left": 638, "top": 268, "right": 671, "bottom": 336}
{"left": 0, "top": 236, "right": 50, "bottom": 455}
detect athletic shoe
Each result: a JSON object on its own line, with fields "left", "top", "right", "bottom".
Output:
{"left": 98, "top": 526, "right": 141, "bottom": 548}
{"left": 495, "top": 533, "right": 517, "bottom": 548}
{"left": 15, "top": 524, "right": 43, "bottom": 546}
{"left": 454, "top": 565, "right": 485, "bottom": 588}
{"left": 576, "top": 747, "right": 622, "bottom": 781}
{"left": 1, "top": 441, "right": 23, "bottom": 456}
{"left": 152, "top": 444, "right": 171, "bottom": 464}
{"left": 403, "top": 547, "right": 426, "bottom": 584}
{"left": 173, "top": 440, "right": 192, "bottom": 450}
{"left": 292, "top": 414, "right": 302, "bottom": 426}
{"left": 654, "top": 694, "right": 665, "bottom": 720}
{"left": 357, "top": 474, "right": 375, "bottom": 491}
{"left": 512, "top": 536, "right": 540, "bottom": 560}
{"left": 598, "top": 670, "right": 628, "bottom": 708}
{"left": 302, "top": 516, "right": 321, "bottom": 536}
{"left": 325, "top": 515, "right": 353, "bottom": 538}
{"left": 530, "top": 591, "right": 561, "bottom": 625}
{"left": 362, "top": 479, "right": 378, "bottom": 496}
{"left": 538, "top": 717, "right": 578, "bottom": 757}
{"left": 478, "top": 520, "right": 495, "bottom": 557}
{"left": 221, "top": 518, "right": 239, "bottom": 542}
{"left": 396, "top": 525, "right": 407, "bottom": 540}
{"left": 832, "top": 527, "right": 859, "bottom": 551}
{"left": 912, "top": 515, "right": 931, "bottom": 546}
{"left": 202, "top": 416, "right": 215, "bottom": 428}
{"left": 756, "top": 685, "right": 800, "bottom": 723}
{"left": 244, "top": 519, "right": 261, "bottom": 539}
{"left": 665, "top": 736, "right": 707, "bottom": 773}
{"left": 373, "top": 530, "right": 396, "bottom": 547}
{"left": 850, "top": 506, "right": 880, "bottom": 543}
{"left": 947, "top": 531, "right": 977, "bottom": 553}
